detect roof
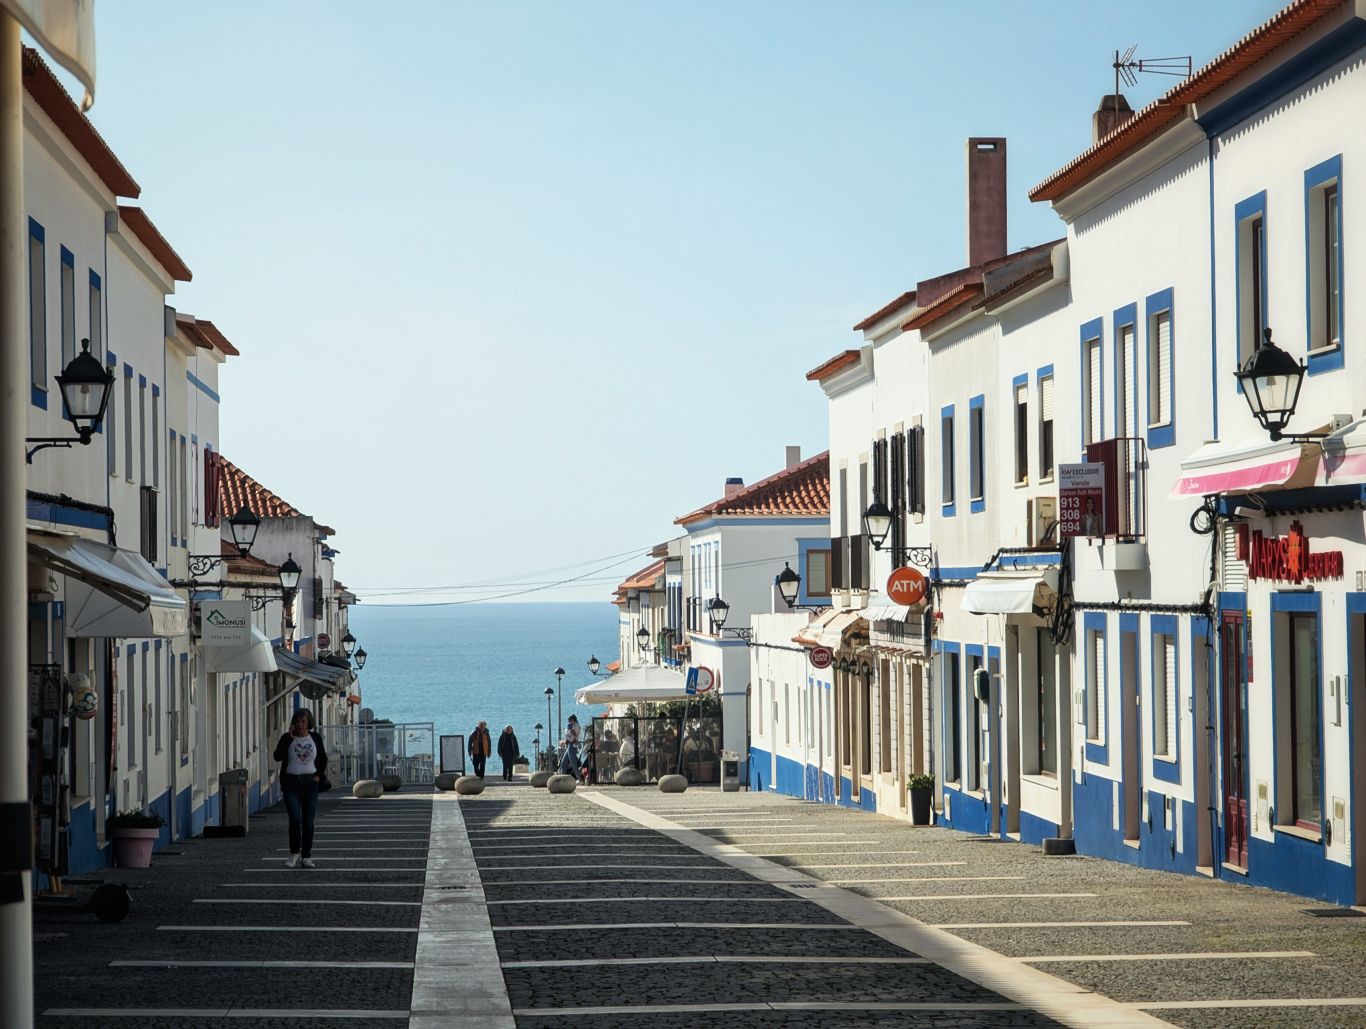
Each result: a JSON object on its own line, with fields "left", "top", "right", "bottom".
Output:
{"left": 218, "top": 455, "right": 304, "bottom": 519}
{"left": 618, "top": 559, "right": 666, "bottom": 593}
{"left": 193, "top": 318, "right": 239, "bottom": 356}
{"left": 901, "top": 282, "right": 984, "bottom": 332}
{"left": 676, "top": 451, "right": 830, "bottom": 526}
{"left": 117, "top": 206, "right": 192, "bottom": 282}
{"left": 1029, "top": 0, "right": 1346, "bottom": 203}
{"left": 852, "top": 291, "right": 917, "bottom": 331}
{"left": 23, "top": 47, "right": 140, "bottom": 198}
{"left": 805, "top": 350, "right": 861, "bottom": 382}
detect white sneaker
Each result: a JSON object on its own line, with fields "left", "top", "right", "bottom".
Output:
{"left": 300, "top": 858, "right": 316, "bottom": 869}
{"left": 286, "top": 853, "right": 301, "bottom": 869}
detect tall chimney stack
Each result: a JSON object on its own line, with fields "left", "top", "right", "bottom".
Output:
{"left": 785, "top": 445, "right": 802, "bottom": 469}
{"left": 966, "top": 137, "right": 1007, "bottom": 267}
{"left": 724, "top": 477, "right": 745, "bottom": 499}
{"left": 1092, "top": 94, "right": 1134, "bottom": 144}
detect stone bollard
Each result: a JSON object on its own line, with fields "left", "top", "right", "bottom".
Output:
{"left": 657, "top": 774, "right": 688, "bottom": 794}
{"left": 352, "top": 779, "right": 383, "bottom": 799}
{"left": 547, "top": 774, "right": 577, "bottom": 794}
{"left": 434, "top": 772, "right": 459, "bottom": 791}
{"left": 454, "top": 775, "right": 485, "bottom": 796}
{"left": 614, "top": 766, "right": 645, "bottom": 787}
{"left": 379, "top": 773, "right": 402, "bottom": 792}
{"left": 529, "top": 771, "right": 552, "bottom": 788}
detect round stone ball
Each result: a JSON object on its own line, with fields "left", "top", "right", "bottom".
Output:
{"left": 379, "top": 773, "right": 402, "bottom": 792}
{"left": 352, "top": 779, "right": 383, "bottom": 799}
{"left": 614, "top": 766, "right": 645, "bottom": 787}
{"left": 547, "top": 774, "right": 578, "bottom": 794}
{"left": 657, "top": 774, "right": 688, "bottom": 794}
{"left": 454, "top": 775, "right": 485, "bottom": 795}
{"left": 529, "top": 771, "right": 552, "bottom": 788}
{"left": 434, "top": 772, "right": 460, "bottom": 791}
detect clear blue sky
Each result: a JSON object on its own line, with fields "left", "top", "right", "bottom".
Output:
{"left": 71, "top": 0, "right": 1282, "bottom": 603}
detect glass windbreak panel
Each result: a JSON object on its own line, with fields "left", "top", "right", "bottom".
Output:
{"left": 1290, "top": 613, "right": 1321, "bottom": 828}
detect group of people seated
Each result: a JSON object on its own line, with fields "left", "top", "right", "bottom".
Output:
{"left": 588, "top": 721, "right": 719, "bottom": 783}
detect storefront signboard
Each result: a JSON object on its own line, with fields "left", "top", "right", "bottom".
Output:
{"left": 1058, "top": 463, "right": 1105, "bottom": 537}
{"left": 201, "top": 600, "right": 251, "bottom": 645}
{"left": 1240, "top": 520, "right": 1344, "bottom": 583}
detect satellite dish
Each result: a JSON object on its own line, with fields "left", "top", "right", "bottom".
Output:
{"left": 300, "top": 680, "right": 327, "bottom": 701}
{"left": 360, "top": 707, "right": 375, "bottom": 724}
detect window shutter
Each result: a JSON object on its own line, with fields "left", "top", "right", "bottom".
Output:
{"left": 1222, "top": 524, "right": 1247, "bottom": 592}
{"left": 890, "top": 433, "right": 905, "bottom": 564}
{"left": 831, "top": 536, "right": 845, "bottom": 590}
{"left": 1014, "top": 382, "right": 1027, "bottom": 407}
{"left": 1153, "top": 312, "right": 1171, "bottom": 426}
{"left": 1040, "top": 376, "right": 1055, "bottom": 422}
{"left": 1117, "top": 325, "right": 1135, "bottom": 437}
{"left": 907, "top": 427, "right": 925, "bottom": 516}
{"left": 1087, "top": 340, "right": 1102, "bottom": 443}
{"left": 1090, "top": 632, "right": 1105, "bottom": 740}
{"left": 312, "top": 576, "right": 324, "bottom": 621}
{"left": 1163, "top": 637, "right": 1177, "bottom": 755}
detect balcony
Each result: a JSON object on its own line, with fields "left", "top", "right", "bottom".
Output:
{"left": 1083, "top": 436, "right": 1147, "bottom": 571}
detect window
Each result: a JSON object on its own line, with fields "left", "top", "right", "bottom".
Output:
{"left": 88, "top": 271, "right": 102, "bottom": 359}
{"left": 968, "top": 395, "right": 985, "bottom": 511}
{"left": 28, "top": 220, "right": 46, "bottom": 400}
{"left": 179, "top": 438, "right": 188, "bottom": 538}
{"left": 105, "top": 357, "right": 116, "bottom": 475}
{"left": 940, "top": 406, "right": 955, "bottom": 512}
{"left": 1013, "top": 377, "right": 1029, "bottom": 484}
{"left": 1114, "top": 308, "right": 1137, "bottom": 439}
{"left": 1236, "top": 192, "right": 1268, "bottom": 368}
{"left": 154, "top": 649, "right": 163, "bottom": 753}
{"left": 59, "top": 247, "right": 75, "bottom": 368}
{"left": 1146, "top": 292, "right": 1174, "bottom": 446}
{"left": 1153, "top": 632, "right": 1177, "bottom": 759}
{"left": 804, "top": 547, "right": 831, "bottom": 598}
{"left": 1305, "top": 156, "right": 1343, "bottom": 372}
{"left": 1038, "top": 372, "right": 1055, "bottom": 479}
{"left": 1083, "top": 332, "right": 1102, "bottom": 444}
{"left": 138, "top": 379, "right": 147, "bottom": 485}
{"left": 1087, "top": 627, "right": 1106, "bottom": 743}
{"left": 857, "top": 458, "right": 869, "bottom": 583}
{"left": 125, "top": 651, "right": 136, "bottom": 770}
{"left": 123, "top": 372, "right": 133, "bottom": 480}
{"left": 1287, "top": 612, "right": 1321, "bottom": 830}
{"left": 944, "top": 649, "right": 961, "bottom": 784}
{"left": 179, "top": 657, "right": 189, "bottom": 759}
{"left": 906, "top": 424, "right": 925, "bottom": 515}
{"left": 879, "top": 663, "right": 891, "bottom": 774}
{"left": 152, "top": 392, "right": 160, "bottom": 488}
{"left": 192, "top": 442, "right": 200, "bottom": 524}
{"left": 889, "top": 432, "right": 905, "bottom": 560}
{"left": 1037, "top": 630, "right": 1057, "bottom": 776}
{"left": 167, "top": 430, "right": 177, "bottom": 542}
{"left": 968, "top": 651, "right": 985, "bottom": 790}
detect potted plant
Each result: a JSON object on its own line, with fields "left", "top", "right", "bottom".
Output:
{"left": 908, "top": 773, "right": 935, "bottom": 826}
{"left": 107, "top": 809, "right": 164, "bottom": 868}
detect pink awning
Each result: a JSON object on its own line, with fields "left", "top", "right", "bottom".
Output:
{"left": 1318, "top": 419, "right": 1366, "bottom": 486}
{"left": 1171, "top": 437, "right": 1318, "bottom": 497}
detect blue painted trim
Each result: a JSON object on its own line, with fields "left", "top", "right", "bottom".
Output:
{"left": 1080, "top": 317, "right": 1103, "bottom": 447}
{"left": 1012, "top": 372, "right": 1028, "bottom": 389}
{"left": 152, "top": 383, "right": 160, "bottom": 398}
{"left": 1144, "top": 288, "right": 1176, "bottom": 450}
{"left": 26, "top": 497, "right": 110, "bottom": 531}
{"left": 795, "top": 537, "right": 831, "bottom": 607}
{"left": 138, "top": 373, "right": 147, "bottom": 388}
{"left": 1269, "top": 589, "right": 1324, "bottom": 837}
{"left": 1150, "top": 614, "right": 1181, "bottom": 784}
{"left": 1234, "top": 190, "right": 1268, "bottom": 393}
{"left": 936, "top": 640, "right": 963, "bottom": 787}
{"left": 1207, "top": 139, "right": 1220, "bottom": 441}
{"left": 187, "top": 370, "right": 220, "bottom": 403}
{"left": 29, "top": 217, "right": 47, "bottom": 409}
{"left": 940, "top": 404, "right": 956, "bottom": 517}
{"left": 1112, "top": 302, "right": 1138, "bottom": 440}
{"left": 681, "top": 515, "right": 827, "bottom": 533}
{"left": 1084, "top": 611, "right": 1109, "bottom": 765}
{"left": 968, "top": 394, "right": 985, "bottom": 514}
{"left": 1305, "top": 153, "right": 1344, "bottom": 375}
{"left": 1036, "top": 363, "right": 1054, "bottom": 379}
{"left": 123, "top": 362, "right": 133, "bottom": 378}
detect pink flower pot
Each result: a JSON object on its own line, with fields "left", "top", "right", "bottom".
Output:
{"left": 111, "top": 827, "right": 159, "bottom": 868}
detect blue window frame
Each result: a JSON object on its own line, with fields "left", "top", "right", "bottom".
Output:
{"left": 1150, "top": 614, "right": 1180, "bottom": 783}
{"left": 937, "top": 641, "right": 962, "bottom": 785}
{"left": 1235, "top": 190, "right": 1268, "bottom": 373}
{"left": 968, "top": 394, "right": 985, "bottom": 513}
{"left": 28, "top": 217, "right": 46, "bottom": 408}
{"left": 795, "top": 537, "right": 832, "bottom": 605}
{"left": 1112, "top": 303, "right": 1138, "bottom": 440}
{"left": 940, "top": 404, "right": 956, "bottom": 517}
{"left": 1145, "top": 288, "right": 1175, "bottom": 449}
{"left": 59, "top": 246, "right": 75, "bottom": 370}
{"left": 1036, "top": 363, "right": 1055, "bottom": 481}
{"left": 88, "top": 269, "right": 102, "bottom": 361}
{"left": 1084, "top": 612, "right": 1108, "bottom": 764}
{"left": 1079, "top": 318, "right": 1103, "bottom": 447}
{"left": 1304, "top": 154, "right": 1343, "bottom": 374}
{"left": 1270, "top": 591, "right": 1323, "bottom": 834}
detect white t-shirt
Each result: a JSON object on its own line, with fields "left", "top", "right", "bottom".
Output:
{"left": 286, "top": 734, "right": 317, "bottom": 775}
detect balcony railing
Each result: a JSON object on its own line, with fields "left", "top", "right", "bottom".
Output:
{"left": 1083, "top": 436, "right": 1147, "bottom": 541}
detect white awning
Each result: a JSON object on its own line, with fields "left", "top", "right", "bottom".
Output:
{"left": 793, "top": 607, "right": 840, "bottom": 645}
{"left": 961, "top": 570, "right": 1059, "bottom": 616}
{"left": 204, "top": 625, "right": 278, "bottom": 674}
{"left": 29, "top": 530, "right": 187, "bottom": 639}
{"left": 574, "top": 665, "right": 689, "bottom": 706}
{"left": 1171, "top": 435, "right": 1319, "bottom": 497}
{"left": 816, "top": 610, "right": 866, "bottom": 649}
{"left": 862, "top": 605, "right": 915, "bottom": 624}
{"left": 273, "top": 647, "right": 355, "bottom": 692}
{"left": 1318, "top": 417, "right": 1366, "bottom": 486}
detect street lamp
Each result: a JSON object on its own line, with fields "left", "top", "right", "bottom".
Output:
{"left": 862, "top": 499, "right": 893, "bottom": 549}
{"left": 553, "top": 667, "right": 565, "bottom": 742}
{"left": 25, "top": 338, "right": 115, "bottom": 462}
{"left": 534, "top": 722, "right": 543, "bottom": 764}
{"left": 636, "top": 625, "right": 650, "bottom": 653}
{"left": 278, "top": 554, "right": 302, "bottom": 593}
{"left": 353, "top": 646, "right": 367, "bottom": 670}
{"left": 1235, "top": 328, "right": 1324, "bottom": 443}
{"left": 226, "top": 505, "right": 261, "bottom": 557}
{"left": 341, "top": 631, "right": 357, "bottom": 658}
{"left": 543, "top": 687, "right": 555, "bottom": 748}
{"left": 588, "top": 655, "right": 601, "bottom": 676}
{"left": 706, "top": 596, "right": 730, "bottom": 630}
{"left": 775, "top": 562, "right": 801, "bottom": 608}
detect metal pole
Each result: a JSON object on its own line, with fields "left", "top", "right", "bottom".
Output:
{"left": 556, "top": 673, "right": 563, "bottom": 743}
{"left": 0, "top": 16, "right": 34, "bottom": 1026}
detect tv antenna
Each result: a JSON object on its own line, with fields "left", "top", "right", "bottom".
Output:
{"left": 1113, "top": 45, "right": 1192, "bottom": 97}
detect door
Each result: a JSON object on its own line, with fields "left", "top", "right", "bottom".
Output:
{"left": 1121, "top": 627, "right": 1141, "bottom": 842}
{"left": 1220, "top": 612, "right": 1249, "bottom": 868}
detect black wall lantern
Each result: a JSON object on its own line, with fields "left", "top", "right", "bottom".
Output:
{"left": 775, "top": 562, "right": 801, "bottom": 608}
{"left": 26, "top": 339, "right": 115, "bottom": 462}
{"left": 1235, "top": 328, "right": 1325, "bottom": 443}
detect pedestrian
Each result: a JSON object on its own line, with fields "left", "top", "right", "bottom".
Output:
{"left": 497, "top": 724, "right": 520, "bottom": 781}
{"left": 560, "top": 714, "right": 581, "bottom": 776}
{"left": 273, "top": 708, "right": 328, "bottom": 870}
{"left": 469, "top": 720, "right": 492, "bottom": 779}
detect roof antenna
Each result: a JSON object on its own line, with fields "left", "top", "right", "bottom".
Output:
{"left": 1113, "top": 45, "right": 1192, "bottom": 97}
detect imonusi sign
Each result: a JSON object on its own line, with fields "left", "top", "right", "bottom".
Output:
{"left": 1238, "top": 520, "right": 1344, "bottom": 583}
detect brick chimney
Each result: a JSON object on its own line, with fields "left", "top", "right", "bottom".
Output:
{"left": 966, "top": 137, "right": 1007, "bottom": 267}
{"left": 1092, "top": 94, "right": 1134, "bottom": 144}
{"left": 724, "top": 477, "right": 745, "bottom": 499}
{"left": 785, "top": 445, "right": 802, "bottom": 469}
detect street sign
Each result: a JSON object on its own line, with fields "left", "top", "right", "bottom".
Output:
{"left": 887, "top": 566, "right": 927, "bottom": 606}
{"left": 685, "top": 668, "right": 698, "bottom": 695}
{"left": 1059, "top": 463, "right": 1105, "bottom": 537}
{"left": 694, "top": 666, "right": 715, "bottom": 693}
{"left": 318, "top": 632, "right": 331, "bottom": 650}
{"left": 810, "top": 646, "right": 834, "bottom": 670}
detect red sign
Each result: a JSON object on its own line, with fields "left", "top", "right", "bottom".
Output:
{"left": 318, "top": 632, "right": 331, "bottom": 650}
{"left": 694, "top": 666, "right": 715, "bottom": 693}
{"left": 809, "top": 646, "right": 834, "bottom": 670}
{"left": 1245, "top": 520, "right": 1344, "bottom": 583}
{"left": 887, "top": 566, "right": 927, "bottom": 606}
{"left": 1059, "top": 463, "right": 1106, "bottom": 537}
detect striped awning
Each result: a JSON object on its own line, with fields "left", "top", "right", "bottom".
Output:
{"left": 1171, "top": 436, "right": 1319, "bottom": 497}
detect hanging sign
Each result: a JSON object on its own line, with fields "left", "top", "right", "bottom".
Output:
{"left": 809, "top": 646, "right": 834, "bottom": 670}
{"left": 1058, "top": 463, "right": 1106, "bottom": 537}
{"left": 317, "top": 632, "right": 331, "bottom": 650}
{"left": 201, "top": 600, "right": 251, "bottom": 646}
{"left": 1245, "top": 520, "right": 1344, "bottom": 583}
{"left": 887, "top": 566, "right": 927, "bottom": 606}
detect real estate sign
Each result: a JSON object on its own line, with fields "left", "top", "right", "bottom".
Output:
{"left": 1058, "top": 463, "right": 1105, "bottom": 538}
{"left": 201, "top": 600, "right": 251, "bottom": 646}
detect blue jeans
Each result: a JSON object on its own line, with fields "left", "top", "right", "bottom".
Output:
{"left": 560, "top": 743, "right": 580, "bottom": 776}
{"left": 283, "top": 774, "right": 319, "bottom": 857}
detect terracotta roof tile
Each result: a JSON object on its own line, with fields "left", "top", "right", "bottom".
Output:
{"left": 193, "top": 318, "right": 238, "bottom": 356}
{"left": 853, "top": 291, "right": 916, "bottom": 331}
{"left": 606, "top": 661, "right": 621, "bottom": 673}
{"left": 806, "top": 350, "right": 861, "bottom": 382}
{"left": 618, "top": 558, "right": 666, "bottom": 592}
{"left": 676, "top": 452, "right": 830, "bottom": 526}
{"left": 117, "top": 206, "right": 191, "bottom": 282}
{"left": 23, "top": 47, "right": 139, "bottom": 198}
{"left": 218, "top": 455, "right": 304, "bottom": 520}
{"left": 901, "top": 282, "right": 984, "bottom": 332}
{"left": 1030, "top": 0, "right": 1345, "bottom": 203}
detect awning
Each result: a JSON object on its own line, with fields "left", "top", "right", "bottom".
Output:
{"left": 961, "top": 570, "right": 1059, "bottom": 616}
{"left": 574, "top": 665, "right": 689, "bottom": 706}
{"left": 29, "top": 530, "right": 187, "bottom": 638}
{"left": 1318, "top": 417, "right": 1366, "bottom": 486}
{"left": 1171, "top": 436, "right": 1319, "bottom": 497}
{"left": 204, "top": 626, "right": 278, "bottom": 674}
{"left": 793, "top": 607, "right": 840, "bottom": 646}
{"left": 816, "top": 610, "right": 866, "bottom": 649}
{"left": 862, "top": 605, "right": 915, "bottom": 624}
{"left": 273, "top": 647, "right": 355, "bottom": 693}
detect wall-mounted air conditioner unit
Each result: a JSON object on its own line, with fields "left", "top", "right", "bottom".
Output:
{"left": 1028, "top": 496, "right": 1058, "bottom": 547}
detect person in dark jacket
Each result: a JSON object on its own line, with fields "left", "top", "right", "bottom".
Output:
{"left": 469, "top": 721, "right": 492, "bottom": 779}
{"left": 496, "top": 725, "right": 520, "bottom": 781}
{"left": 272, "top": 708, "right": 328, "bottom": 869}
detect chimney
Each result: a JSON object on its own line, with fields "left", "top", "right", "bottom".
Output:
{"left": 966, "top": 137, "right": 1007, "bottom": 267}
{"left": 785, "top": 445, "right": 802, "bottom": 469}
{"left": 1092, "top": 94, "right": 1134, "bottom": 144}
{"left": 724, "top": 477, "right": 745, "bottom": 499}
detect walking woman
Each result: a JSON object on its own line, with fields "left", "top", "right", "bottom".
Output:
{"left": 496, "top": 725, "right": 520, "bottom": 781}
{"left": 273, "top": 708, "right": 328, "bottom": 869}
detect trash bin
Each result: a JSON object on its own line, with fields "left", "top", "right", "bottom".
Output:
{"left": 721, "top": 750, "right": 741, "bottom": 793}
{"left": 219, "top": 768, "right": 249, "bottom": 831}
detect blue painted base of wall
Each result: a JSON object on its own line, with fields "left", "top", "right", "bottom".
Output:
{"left": 750, "top": 746, "right": 839, "bottom": 805}
{"left": 1018, "top": 809, "right": 1059, "bottom": 847}
{"left": 940, "top": 785, "right": 990, "bottom": 835}
{"left": 837, "top": 777, "right": 877, "bottom": 813}
{"left": 1246, "top": 832, "right": 1356, "bottom": 906}
{"left": 64, "top": 799, "right": 110, "bottom": 877}
{"left": 1072, "top": 775, "right": 1201, "bottom": 874}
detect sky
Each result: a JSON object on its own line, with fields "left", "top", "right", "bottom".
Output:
{"left": 67, "top": 0, "right": 1285, "bottom": 604}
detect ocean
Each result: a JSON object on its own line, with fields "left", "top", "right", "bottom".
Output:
{"left": 345, "top": 601, "right": 618, "bottom": 755}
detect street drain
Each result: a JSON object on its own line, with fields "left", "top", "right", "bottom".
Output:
{"left": 437, "top": 884, "right": 475, "bottom": 891}
{"left": 784, "top": 883, "right": 820, "bottom": 889}
{"left": 1303, "top": 908, "right": 1366, "bottom": 917}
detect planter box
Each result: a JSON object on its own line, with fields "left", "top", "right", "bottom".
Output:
{"left": 110, "top": 827, "right": 160, "bottom": 868}
{"left": 909, "top": 787, "right": 933, "bottom": 826}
